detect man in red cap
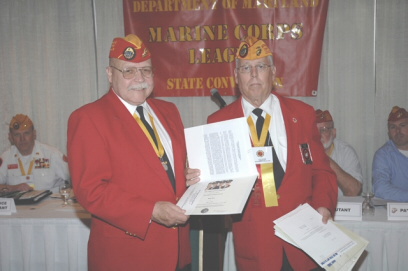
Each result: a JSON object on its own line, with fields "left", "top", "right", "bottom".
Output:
{"left": 186, "top": 36, "right": 337, "bottom": 271}
{"left": 0, "top": 114, "right": 69, "bottom": 193}
{"left": 373, "top": 106, "right": 408, "bottom": 201}
{"left": 315, "top": 109, "right": 363, "bottom": 196}
{"left": 67, "top": 34, "right": 191, "bottom": 271}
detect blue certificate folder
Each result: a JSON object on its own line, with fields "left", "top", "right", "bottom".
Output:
{"left": 0, "top": 189, "right": 52, "bottom": 205}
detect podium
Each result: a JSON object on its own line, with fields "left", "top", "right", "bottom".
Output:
{"left": 191, "top": 215, "right": 233, "bottom": 271}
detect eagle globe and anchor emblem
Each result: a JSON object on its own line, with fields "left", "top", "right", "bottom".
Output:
{"left": 256, "top": 150, "right": 265, "bottom": 158}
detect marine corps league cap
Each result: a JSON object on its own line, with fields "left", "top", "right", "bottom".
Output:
{"left": 236, "top": 36, "right": 273, "bottom": 60}
{"left": 109, "top": 34, "right": 151, "bottom": 63}
{"left": 315, "top": 109, "right": 333, "bottom": 123}
{"left": 9, "top": 114, "right": 33, "bottom": 130}
{"left": 388, "top": 106, "right": 408, "bottom": 122}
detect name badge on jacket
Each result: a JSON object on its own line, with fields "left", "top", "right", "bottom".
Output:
{"left": 252, "top": 147, "right": 273, "bottom": 164}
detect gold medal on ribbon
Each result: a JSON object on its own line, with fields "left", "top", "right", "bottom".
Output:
{"left": 248, "top": 114, "right": 279, "bottom": 207}
{"left": 134, "top": 113, "right": 167, "bottom": 171}
{"left": 161, "top": 159, "right": 168, "bottom": 171}
{"left": 18, "top": 157, "right": 34, "bottom": 179}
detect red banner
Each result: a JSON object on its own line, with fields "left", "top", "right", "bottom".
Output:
{"left": 123, "top": 0, "right": 328, "bottom": 97}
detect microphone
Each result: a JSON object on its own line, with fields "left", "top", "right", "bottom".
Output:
{"left": 210, "top": 88, "right": 227, "bottom": 109}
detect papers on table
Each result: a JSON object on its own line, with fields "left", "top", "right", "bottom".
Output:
{"left": 274, "top": 203, "right": 368, "bottom": 271}
{"left": 177, "top": 117, "right": 258, "bottom": 215}
{"left": 0, "top": 198, "right": 16, "bottom": 215}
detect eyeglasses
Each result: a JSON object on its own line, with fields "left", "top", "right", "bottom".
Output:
{"left": 236, "top": 63, "right": 272, "bottom": 74}
{"left": 319, "top": 127, "right": 334, "bottom": 134}
{"left": 110, "top": 66, "right": 153, "bottom": 79}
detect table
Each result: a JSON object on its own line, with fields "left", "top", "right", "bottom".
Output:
{"left": 337, "top": 198, "right": 408, "bottom": 271}
{"left": 223, "top": 197, "right": 408, "bottom": 271}
{"left": 0, "top": 197, "right": 91, "bottom": 271}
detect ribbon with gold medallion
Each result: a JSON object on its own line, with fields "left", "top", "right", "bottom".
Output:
{"left": 247, "top": 114, "right": 279, "bottom": 207}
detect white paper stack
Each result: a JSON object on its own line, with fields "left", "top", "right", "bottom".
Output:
{"left": 274, "top": 203, "right": 368, "bottom": 271}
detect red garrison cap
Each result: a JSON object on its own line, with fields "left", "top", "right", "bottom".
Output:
{"left": 315, "top": 109, "right": 333, "bottom": 123}
{"left": 388, "top": 106, "right": 408, "bottom": 122}
{"left": 109, "top": 34, "right": 151, "bottom": 63}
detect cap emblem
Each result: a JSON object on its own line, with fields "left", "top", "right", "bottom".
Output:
{"left": 123, "top": 47, "right": 136, "bottom": 60}
{"left": 239, "top": 44, "right": 249, "bottom": 58}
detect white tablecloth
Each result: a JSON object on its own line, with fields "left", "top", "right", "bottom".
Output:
{"left": 338, "top": 205, "right": 408, "bottom": 270}
{"left": 0, "top": 197, "right": 91, "bottom": 271}
{"left": 223, "top": 197, "right": 408, "bottom": 271}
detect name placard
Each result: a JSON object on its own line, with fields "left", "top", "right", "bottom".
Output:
{"left": 387, "top": 203, "right": 408, "bottom": 220}
{"left": 334, "top": 201, "right": 362, "bottom": 221}
{"left": 0, "top": 198, "right": 16, "bottom": 215}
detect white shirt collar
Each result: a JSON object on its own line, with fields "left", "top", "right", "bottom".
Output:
{"left": 113, "top": 90, "right": 149, "bottom": 115}
{"left": 241, "top": 94, "right": 287, "bottom": 170}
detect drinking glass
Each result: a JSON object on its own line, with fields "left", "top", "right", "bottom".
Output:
{"left": 59, "top": 183, "right": 72, "bottom": 207}
{"left": 362, "top": 192, "right": 375, "bottom": 215}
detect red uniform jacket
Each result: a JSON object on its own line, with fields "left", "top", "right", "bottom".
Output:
{"left": 208, "top": 95, "right": 337, "bottom": 271}
{"left": 67, "top": 89, "right": 191, "bottom": 271}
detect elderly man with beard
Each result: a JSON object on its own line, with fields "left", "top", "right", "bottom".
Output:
{"left": 315, "top": 109, "right": 363, "bottom": 196}
{"left": 373, "top": 106, "right": 408, "bottom": 202}
{"left": 67, "top": 34, "right": 191, "bottom": 271}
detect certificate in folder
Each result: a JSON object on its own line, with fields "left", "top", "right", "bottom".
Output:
{"left": 177, "top": 117, "right": 258, "bottom": 215}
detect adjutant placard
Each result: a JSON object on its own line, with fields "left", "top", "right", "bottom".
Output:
{"left": 334, "top": 201, "right": 362, "bottom": 221}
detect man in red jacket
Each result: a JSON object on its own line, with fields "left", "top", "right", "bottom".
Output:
{"left": 68, "top": 34, "right": 191, "bottom": 271}
{"left": 186, "top": 36, "right": 337, "bottom": 271}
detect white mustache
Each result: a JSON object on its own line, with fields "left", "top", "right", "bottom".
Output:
{"left": 128, "top": 83, "right": 149, "bottom": 91}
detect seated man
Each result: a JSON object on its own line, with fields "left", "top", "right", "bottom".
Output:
{"left": 0, "top": 114, "right": 70, "bottom": 193}
{"left": 316, "top": 109, "right": 363, "bottom": 196}
{"left": 373, "top": 106, "right": 408, "bottom": 202}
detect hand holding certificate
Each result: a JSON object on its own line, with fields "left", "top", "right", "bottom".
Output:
{"left": 274, "top": 203, "right": 368, "bottom": 271}
{"left": 177, "top": 117, "right": 258, "bottom": 215}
